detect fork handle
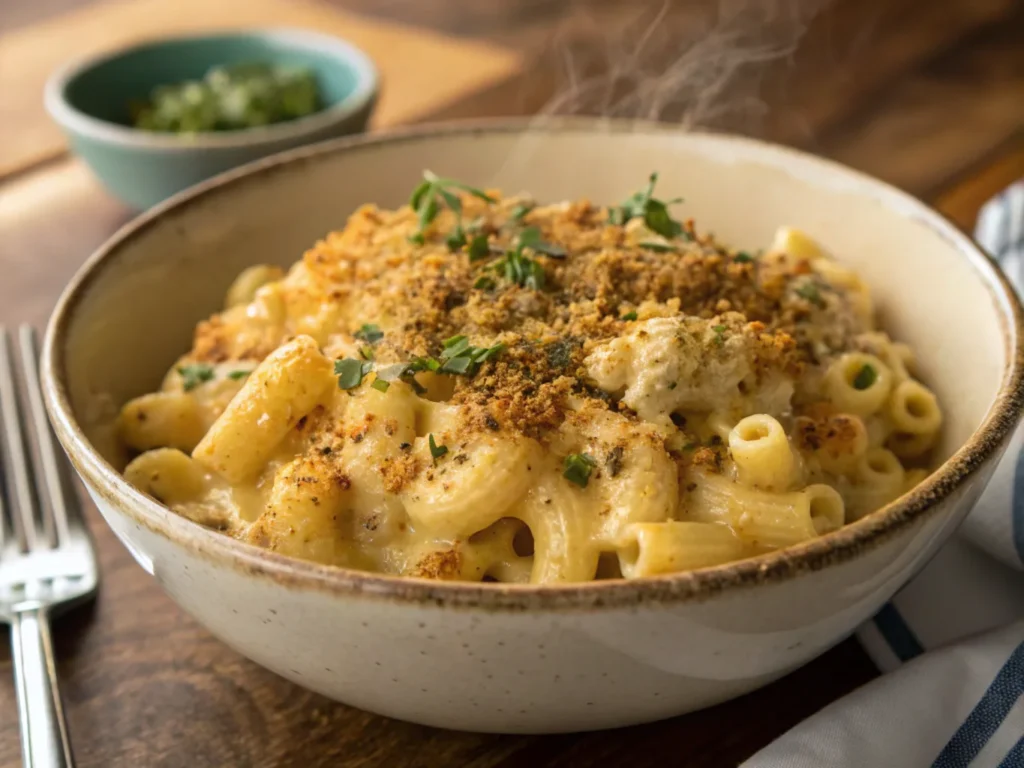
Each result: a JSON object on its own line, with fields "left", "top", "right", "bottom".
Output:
{"left": 10, "top": 607, "right": 74, "bottom": 768}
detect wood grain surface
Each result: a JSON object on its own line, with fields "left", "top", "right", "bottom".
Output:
{"left": 0, "top": 0, "right": 1022, "bottom": 765}
{"left": 0, "top": 0, "right": 522, "bottom": 177}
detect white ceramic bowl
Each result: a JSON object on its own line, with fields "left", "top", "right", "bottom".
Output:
{"left": 42, "top": 120, "right": 1024, "bottom": 733}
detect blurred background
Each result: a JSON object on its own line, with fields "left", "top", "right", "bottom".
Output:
{"left": 3, "top": 0, "right": 1021, "bottom": 223}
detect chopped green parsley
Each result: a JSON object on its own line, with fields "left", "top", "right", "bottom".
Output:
{"left": 354, "top": 323, "right": 384, "bottom": 345}
{"left": 853, "top": 364, "right": 877, "bottom": 390}
{"left": 408, "top": 171, "right": 494, "bottom": 245}
{"left": 795, "top": 282, "right": 826, "bottom": 308}
{"left": 335, "top": 358, "right": 373, "bottom": 390}
{"left": 178, "top": 363, "right": 215, "bottom": 392}
{"left": 429, "top": 433, "right": 448, "bottom": 460}
{"left": 563, "top": 453, "right": 598, "bottom": 488}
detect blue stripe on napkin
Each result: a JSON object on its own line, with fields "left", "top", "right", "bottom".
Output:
{"left": 1013, "top": 449, "right": 1024, "bottom": 564}
{"left": 931, "top": 641, "right": 1024, "bottom": 768}
{"left": 997, "top": 737, "right": 1024, "bottom": 768}
{"left": 873, "top": 603, "right": 925, "bottom": 662}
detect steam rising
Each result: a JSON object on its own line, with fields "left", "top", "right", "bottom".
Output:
{"left": 537, "top": 0, "right": 833, "bottom": 131}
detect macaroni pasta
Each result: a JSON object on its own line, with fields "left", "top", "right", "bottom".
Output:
{"left": 117, "top": 172, "right": 943, "bottom": 583}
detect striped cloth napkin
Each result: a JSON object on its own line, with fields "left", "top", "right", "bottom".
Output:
{"left": 745, "top": 183, "right": 1024, "bottom": 768}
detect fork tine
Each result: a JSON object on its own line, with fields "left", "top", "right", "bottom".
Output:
{"left": 0, "top": 326, "right": 38, "bottom": 551}
{"left": 19, "top": 325, "right": 73, "bottom": 547}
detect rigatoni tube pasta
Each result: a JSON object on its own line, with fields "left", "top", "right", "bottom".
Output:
{"left": 728, "top": 414, "right": 797, "bottom": 491}
{"left": 116, "top": 172, "right": 944, "bottom": 583}
{"left": 192, "top": 335, "right": 335, "bottom": 484}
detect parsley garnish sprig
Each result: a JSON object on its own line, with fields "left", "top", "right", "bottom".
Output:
{"left": 408, "top": 170, "right": 495, "bottom": 247}
{"left": 335, "top": 337, "right": 506, "bottom": 394}
{"left": 439, "top": 335, "right": 506, "bottom": 375}
{"left": 517, "top": 226, "right": 566, "bottom": 258}
{"left": 488, "top": 227, "right": 558, "bottom": 289}
{"left": 608, "top": 173, "right": 684, "bottom": 239}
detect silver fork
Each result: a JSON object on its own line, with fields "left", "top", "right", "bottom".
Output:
{"left": 0, "top": 326, "right": 99, "bottom": 768}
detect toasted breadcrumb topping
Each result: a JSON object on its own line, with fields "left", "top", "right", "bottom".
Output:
{"left": 191, "top": 189, "right": 868, "bottom": 452}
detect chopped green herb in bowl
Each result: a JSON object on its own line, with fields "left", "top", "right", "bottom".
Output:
{"left": 44, "top": 29, "right": 378, "bottom": 208}
{"left": 132, "top": 63, "right": 322, "bottom": 134}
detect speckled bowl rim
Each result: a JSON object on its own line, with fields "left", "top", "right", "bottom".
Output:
{"left": 43, "top": 28, "right": 379, "bottom": 151}
{"left": 42, "top": 118, "right": 1024, "bottom": 612}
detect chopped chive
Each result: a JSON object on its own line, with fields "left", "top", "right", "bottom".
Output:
{"left": 734, "top": 251, "right": 755, "bottom": 263}
{"left": 227, "top": 370, "right": 251, "bottom": 381}
{"left": 563, "top": 453, "right": 598, "bottom": 488}
{"left": 371, "top": 378, "right": 390, "bottom": 393}
{"left": 621, "top": 311, "right": 638, "bottom": 321}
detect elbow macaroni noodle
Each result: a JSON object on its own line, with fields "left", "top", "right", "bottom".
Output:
{"left": 117, "top": 180, "right": 944, "bottom": 583}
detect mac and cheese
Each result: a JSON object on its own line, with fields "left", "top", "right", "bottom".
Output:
{"left": 118, "top": 172, "right": 942, "bottom": 583}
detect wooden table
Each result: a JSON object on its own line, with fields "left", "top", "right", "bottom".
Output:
{"left": 1, "top": 0, "right": 1021, "bottom": 765}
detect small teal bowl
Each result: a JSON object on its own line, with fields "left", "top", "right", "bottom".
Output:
{"left": 45, "top": 29, "right": 378, "bottom": 209}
